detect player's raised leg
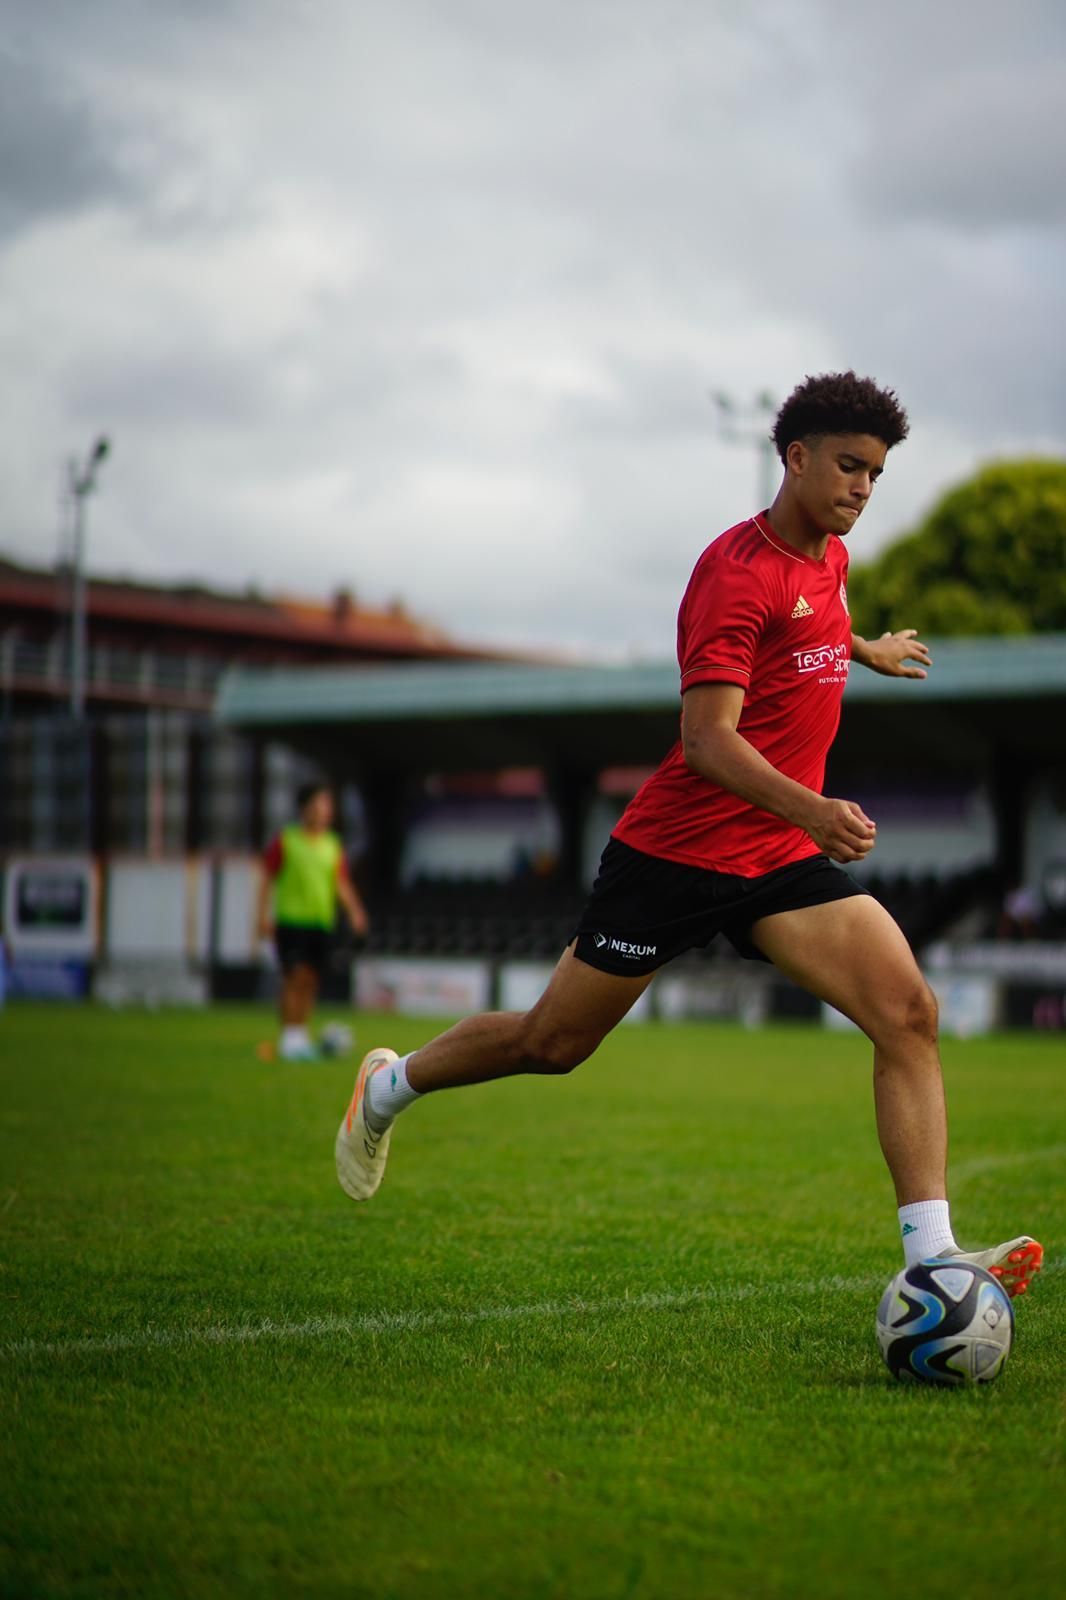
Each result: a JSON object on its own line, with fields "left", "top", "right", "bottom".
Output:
{"left": 335, "top": 945, "right": 655, "bottom": 1201}
{"left": 749, "top": 892, "right": 1042, "bottom": 1295}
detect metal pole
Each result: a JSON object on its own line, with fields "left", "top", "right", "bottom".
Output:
{"left": 760, "top": 435, "right": 778, "bottom": 511}
{"left": 67, "top": 436, "right": 110, "bottom": 722}
{"left": 754, "top": 390, "right": 777, "bottom": 510}
{"left": 712, "top": 390, "right": 778, "bottom": 511}
{"left": 70, "top": 479, "right": 87, "bottom": 719}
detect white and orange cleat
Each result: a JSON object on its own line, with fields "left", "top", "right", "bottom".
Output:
{"left": 937, "top": 1236, "right": 1044, "bottom": 1298}
{"left": 335, "top": 1047, "right": 397, "bottom": 1201}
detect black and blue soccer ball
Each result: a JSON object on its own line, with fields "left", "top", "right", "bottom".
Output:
{"left": 318, "top": 1022, "right": 354, "bottom": 1058}
{"left": 876, "top": 1260, "right": 1014, "bottom": 1385}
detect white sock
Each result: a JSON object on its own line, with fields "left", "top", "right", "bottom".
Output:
{"left": 280, "top": 1025, "right": 312, "bottom": 1055}
{"left": 898, "top": 1200, "right": 957, "bottom": 1266}
{"left": 365, "top": 1053, "right": 421, "bottom": 1132}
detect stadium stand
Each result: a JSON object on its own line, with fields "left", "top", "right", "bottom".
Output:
{"left": 362, "top": 876, "right": 586, "bottom": 961}
{"left": 354, "top": 864, "right": 1000, "bottom": 965}
{"left": 862, "top": 865, "right": 1001, "bottom": 950}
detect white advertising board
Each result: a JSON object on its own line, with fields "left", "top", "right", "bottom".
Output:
{"left": 105, "top": 861, "right": 192, "bottom": 960}
{"left": 354, "top": 958, "right": 492, "bottom": 1017}
{"left": 930, "top": 975, "right": 999, "bottom": 1038}
{"left": 822, "top": 1003, "right": 862, "bottom": 1033}
{"left": 216, "top": 857, "right": 260, "bottom": 962}
{"left": 824, "top": 977, "right": 999, "bottom": 1039}
{"left": 657, "top": 970, "right": 765, "bottom": 1024}
{"left": 3, "top": 857, "right": 98, "bottom": 958}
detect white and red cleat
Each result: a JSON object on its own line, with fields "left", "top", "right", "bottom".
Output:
{"left": 937, "top": 1236, "right": 1044, "bottom": 1298}
{"left": 335, "top": 1047, "right": 397, "bottom": 1202}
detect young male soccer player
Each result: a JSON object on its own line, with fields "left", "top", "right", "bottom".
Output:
{"left": 335, "top": 371, "right": 1043, "bottom": 1295}
{"left": 258, "top": 783, "right": 368, "bottom": 1060}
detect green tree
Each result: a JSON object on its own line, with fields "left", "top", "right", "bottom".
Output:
{"left": 848, "top": 458, "right": 1066, "bottom": 637}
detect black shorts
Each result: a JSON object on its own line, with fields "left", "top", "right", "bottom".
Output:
{"left": 275, "top": 923, "right": 332, "bottom": 977}
{"left": 571, "top": 837, "right": 867, "bottom": 976}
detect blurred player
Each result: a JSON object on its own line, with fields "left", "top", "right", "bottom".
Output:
{"left": 258, "top": 782, "right": 368, "bottom": 1060}
{"left": 335, "top": 371, "right": 1042, "bottom": 1296}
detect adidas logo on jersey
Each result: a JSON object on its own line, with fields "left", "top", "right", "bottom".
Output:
{"left": 791, "top": 594, "right": 814, "bottom": 619}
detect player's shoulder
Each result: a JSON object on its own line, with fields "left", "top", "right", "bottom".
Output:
{"left": 687, "top": 519, "right": 755, "bottom": 580}
{"left": 688, "top": 519, "right": 787, "bottom": 595}
{"left": 700, "top": 518, "right": 762, "bottom": 565}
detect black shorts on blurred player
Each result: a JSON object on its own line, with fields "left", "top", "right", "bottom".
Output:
{"left": 571, "top": 837, "right": 867, "bottom": 977}
{"left": 274, "top": 923, "right": 332, "bottom": 977}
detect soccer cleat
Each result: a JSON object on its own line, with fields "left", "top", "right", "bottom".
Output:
{"left": 335, "top": 1047, "right": 397, "bottom": 1202}
{"left": 937, "top": 1236, "right": 1044, "bottom": 1298}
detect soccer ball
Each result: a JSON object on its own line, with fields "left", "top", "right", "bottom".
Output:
{"left": 318, "top": 1022, "right": 354, "bottom": 1058}
{"left": 876, "top": 1260, "right": 1014, "bottom": 1386}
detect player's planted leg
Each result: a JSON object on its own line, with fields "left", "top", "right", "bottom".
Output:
{"left": 750, "top": 893, "right": 1043, "bottom": 1298}
{"left": 279, "top": 962, "right": 320, "bottom": 1060}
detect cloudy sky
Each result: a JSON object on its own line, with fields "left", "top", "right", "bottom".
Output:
{"left": 2, "top": 0, "right": 1064, "bottom": 657}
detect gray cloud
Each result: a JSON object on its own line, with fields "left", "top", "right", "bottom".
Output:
{"left": 0, "top": 0, "right": 1063, "bottom": 656}
{"left": 0, "top": 50, "right": 129, "bottom": 234}
{"left": 869, "top": 64, "right": 1066, "bottom": 230}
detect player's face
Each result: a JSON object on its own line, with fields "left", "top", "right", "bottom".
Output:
{"left": 790, "top": 433, "right": 888, "bottom": 535}
{"left": 303, "top": 790, "right": 334, "bottom": 830}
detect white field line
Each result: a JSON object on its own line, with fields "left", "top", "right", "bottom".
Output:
{"left": 951, "top": 1143, "right": 1066, "bottom": 1184}
{"left": 4, "top": 1261, "right": 1061, "bottom": 1364}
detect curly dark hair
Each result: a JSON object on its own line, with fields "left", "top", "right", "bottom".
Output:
{"left": 297, "top": 781, "right": 331, "bottom": 812}
{"left": 771, "top": 371, "right": 909, "bottom": 463}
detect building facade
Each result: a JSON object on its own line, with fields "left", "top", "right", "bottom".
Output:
{"left": 0, "top": 555, "right": 502, "bottom": 856}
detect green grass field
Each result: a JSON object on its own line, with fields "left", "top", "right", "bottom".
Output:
{"left": 1, "top": 1005, "right": 1063, "bottom": 1600}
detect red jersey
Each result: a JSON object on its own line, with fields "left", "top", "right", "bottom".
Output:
{"left": 613, "top": 515, "right": 852, "bottom": 876}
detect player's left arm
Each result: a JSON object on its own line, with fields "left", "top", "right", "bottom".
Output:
{"left": 851, "top": 628, "right": 931, "bottom": 679}
{"left": 336, "top": 858, "right": 369, "bottom": 938}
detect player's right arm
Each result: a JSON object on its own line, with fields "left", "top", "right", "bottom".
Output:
{"left": 681, "top": 683, "right": 877, "bottom": 864}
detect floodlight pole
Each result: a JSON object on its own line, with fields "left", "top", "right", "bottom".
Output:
{"left": 68, "top": 436, "right": 110, "bottom": 720}
{"left": 711, "top": 389, "right": 778, "bottom": 511}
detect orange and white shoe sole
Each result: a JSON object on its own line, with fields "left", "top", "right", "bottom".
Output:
{"left": 987, "top": 1238, "right": 1044, "bottom": 1299}
{"left": 335, "top": 1047, "right": 397, "bottom": 1201}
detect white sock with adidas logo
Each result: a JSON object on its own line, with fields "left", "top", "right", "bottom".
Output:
{"left": 365, "top": 1053, "right": 421, "bottom": 1131}
{"left": 898, "top": 1199, "right": 957, "bottom": 1266}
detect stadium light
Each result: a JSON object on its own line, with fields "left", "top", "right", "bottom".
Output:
{"left": 711, "top": 389, "right": 778, "bottom": 511}
{"left": 69, "top": 435, "right": 111, "bottom": 720}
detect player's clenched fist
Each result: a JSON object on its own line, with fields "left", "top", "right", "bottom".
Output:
{"left": 808, "top": 797, "right": 876, "bottom": 863}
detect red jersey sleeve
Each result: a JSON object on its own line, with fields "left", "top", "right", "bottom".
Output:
{"left": 263, "top": 835, "right": 283, "bottom": 876}
{"left": 678, "top": 551, "right": 775, "bottom": 693}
